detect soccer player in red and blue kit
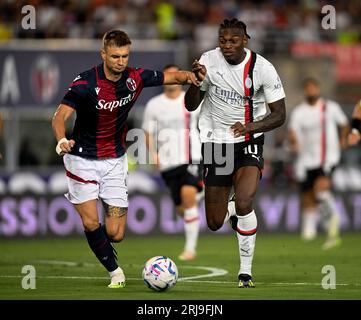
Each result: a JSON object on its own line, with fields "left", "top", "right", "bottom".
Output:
{"left": 51, "top": 30, "right": 203, "bottom": 288}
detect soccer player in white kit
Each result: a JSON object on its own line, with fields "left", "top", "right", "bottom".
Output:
{"left": 142, "top": 64, "right": 203, "bottom": 261}
{"left": 288, "top": 78, "right": 349, "bottom": 249}
{"left": 185, "top": 18, "right": 286, "bottom": 288}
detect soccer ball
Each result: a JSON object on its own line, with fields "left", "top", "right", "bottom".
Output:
{"left": 142, "top": 256, "right": 178, "bottom": 292}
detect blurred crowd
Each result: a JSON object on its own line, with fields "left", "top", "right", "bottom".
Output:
{"left": 1, "top": 0, "right": 361, "bottom": 54}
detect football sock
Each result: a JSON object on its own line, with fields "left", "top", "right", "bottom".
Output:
{"left": 316, "top": 191, "right": 340, "bottom": 239}
{"left": 235, "top": 210, "right": 257, "bottom": 276}
{"left": 301, "top": 208, "right": 318, "bottom": 240}
{"left": 183, "top": 206, "right": 200, "bottom": 253}
{"left": 84, "top": 224, "right": 118, "bottom": 272}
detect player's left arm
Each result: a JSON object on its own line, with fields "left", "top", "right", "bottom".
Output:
{"left": 232, "top": 98, "right": 286, "bottom": 137}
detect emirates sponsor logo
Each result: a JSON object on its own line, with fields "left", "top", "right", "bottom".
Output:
{"left": 96, "top": 92, "right": 136, "bottom": 112}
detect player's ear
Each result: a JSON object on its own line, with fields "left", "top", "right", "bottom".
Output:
{"left": 100, "top": 48, "right": 106, "bottom": 61}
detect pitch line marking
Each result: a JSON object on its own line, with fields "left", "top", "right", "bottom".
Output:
{"left": 33, "top": 260, "right": 228, "bottom": 281}
{"left": 178, "top": 266, "right": 228, "bottom": 281}
{"left": 0, "top": 275, "right": 360, "bottom": 287}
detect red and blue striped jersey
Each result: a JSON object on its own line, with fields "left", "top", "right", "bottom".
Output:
{"left": 61, "top": 63, "right": 164, "bottom": 159}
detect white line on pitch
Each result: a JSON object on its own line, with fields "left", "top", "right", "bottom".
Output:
{"left": 33, "top": 260, "right": 229, "bottom": 281}
{"left": 0, "top": 275, "right": 360, "bottom": 287}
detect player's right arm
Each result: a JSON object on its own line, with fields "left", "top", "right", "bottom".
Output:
{"left": 286, "top": 108, "right": 302, "bottom": 155}
{"left": 51, "top": 104, "right": 75, "bottom": 155}
{"left": 288, "top": 128, "right": 300, "bottom": 154}
{"left": 144, "top": 131, "right": 159, "bottom": 168}
{"left": 142, "top": 100, "right": 160, "bottom": 167}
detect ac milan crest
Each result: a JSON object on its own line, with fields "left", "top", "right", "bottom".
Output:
{"left": 245, "top": 75, "right": 253, "bottom": 89}
{"left": 126, "top": 78, "right": 137, "bottom": 91}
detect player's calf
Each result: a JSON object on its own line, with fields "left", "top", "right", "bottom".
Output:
{"left": 84, "top": 224, "right": 119, "bottom": 272}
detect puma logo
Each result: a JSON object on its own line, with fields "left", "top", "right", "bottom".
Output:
{"left": 216, "top": 71, "right": 225, "bottom": 79}
{"left": 251, "top": 154, "right": 261, "bottom": 162}
{"left": 241, "top": 248, "right": 250, "bottom": 255}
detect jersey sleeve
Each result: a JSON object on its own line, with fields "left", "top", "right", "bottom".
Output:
{"left": 140, "top": 69, "right": 164, "bottom": 87}
{"left": 199, "top": 52, "right": 211, "bottom": 92}
{"left": 330, "top": 102, "right": 348, "bottom": 126}
{"left": 142, "top": 101, "right": 157, "bottom": 135}
{"left": 261, "top": 62, "right": 286, "bottom": 104}
{"left": 61, "top": 75, "right": 88, "bottom": 110}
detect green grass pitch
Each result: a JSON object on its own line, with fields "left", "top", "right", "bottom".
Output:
{"left": 0, "top": 233, "right": 360, "bottom": 300}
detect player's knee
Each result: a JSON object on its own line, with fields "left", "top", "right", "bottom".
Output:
{"left": 82, "top": 218, "right": 99, "bottom": 232}
{"left": 206, "top": 217, "right": 223, "bottom": 231}
{"left": 235, "top": 196, "right": 253, "bottom": 215}
{"left": 108, "top": 229, "right": 125, "bottom": 243}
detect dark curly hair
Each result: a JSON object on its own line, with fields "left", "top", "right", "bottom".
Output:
{"left": 219, "top": 18, "right": 251, "bottom": 39}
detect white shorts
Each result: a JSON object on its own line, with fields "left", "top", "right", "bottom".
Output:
{"left": 63, "top": 153, "right": 128, "bottom": 207}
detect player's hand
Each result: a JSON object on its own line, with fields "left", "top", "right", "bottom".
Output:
{"left": 348, "top": 131, "right": 361, "bottom": 146}
{"left": 187, "top": 72, "right": 201, "bottom": 86}
{"left": 56, "top": 138, "right": 75, "bottom": 156}
{"left": 192, "top": 60, "right": 207, "bottom": 82}
{"left": 231, "top": 122, "right": 248, "bottom": 137}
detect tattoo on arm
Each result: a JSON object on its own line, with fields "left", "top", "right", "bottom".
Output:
{"left": 246, "top": 98, "right": 286, "bottom": 134}
{"left": 102, "top": 202, "right": 127, "bottom": 217}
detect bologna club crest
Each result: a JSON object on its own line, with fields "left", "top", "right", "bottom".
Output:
{"left": 126, "top": 78, "right": 137, "bottom": 91}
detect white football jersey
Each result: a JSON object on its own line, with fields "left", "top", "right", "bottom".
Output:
{"left": 289, "top": 98, "right": 348, "bottom": 181}
{"left": 142, "top": 91, "right": 202, "bottom": 172}
{"left": 198, "top": 47, "right": 285, "bottom": 143}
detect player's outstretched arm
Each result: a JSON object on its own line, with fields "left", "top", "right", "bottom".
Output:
{"left": 231, "top": 98, "right": 286, "bottom": 137}
{"left": 163, "top": 71, "right": 200, "bottom": 86}
{"left": 52, "top": 104, "right": 76, "bottom": 155}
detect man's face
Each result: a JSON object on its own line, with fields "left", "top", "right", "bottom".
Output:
{"left": 304, "top": 82, "right": 320, "bottom": 104}
{"left": 218, "top": 28, "right": 247, "bottom": 64}
{"left": 101, "top": 44, "right": 130, "bottom": 75}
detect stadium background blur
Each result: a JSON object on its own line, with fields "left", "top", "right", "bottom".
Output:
{"left": 0, "top": 0, "right": 360, "bottom": 237}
